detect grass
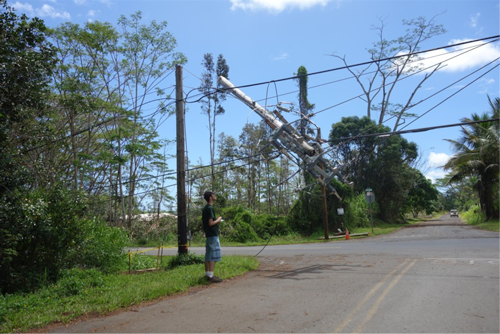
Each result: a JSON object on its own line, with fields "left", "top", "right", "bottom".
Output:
{"left": 475, "top": 219, "right": 500, "bottom": 231}
{"left": 0, "top": 255, "right": 259, "bottom": 333}
{"left": 468, "top": 218, "right": 500, "bottom": 232}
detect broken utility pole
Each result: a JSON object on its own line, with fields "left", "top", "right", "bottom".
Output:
{"left": 218, "top": 76, "right": 342, "bottom": 201}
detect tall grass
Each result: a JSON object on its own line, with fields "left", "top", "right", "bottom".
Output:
{"left": 461, "top": 205, "right": 499, "bottom": 232}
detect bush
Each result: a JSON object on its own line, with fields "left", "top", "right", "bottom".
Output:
{"left": 286, "top": 177, "right": 354, "bottom": 234}
{"left": 0, "top": 185, "right": 128, "bottom": 294}
{"left": 0, "top": 185, "right": 88, "bottom": 293}
{"left": 167, "top": 253, "right": 204, "bottom": 269}
{"left": 461, "top": 204, "right": 485, "bottom": 224}
{"left": 251, "top": 214, "right": 290, "bottom": 239}
{"left": 66, "top": 218, "right": 128, "bottom": 274}
{"left": 128, "top": 215, "right": 177, "bottom": 244}
{"left": 53, "top": 268, "right": 105, "bottom": 297}
{"left": 344, "top": 193, "right": 376, "bottom": 229}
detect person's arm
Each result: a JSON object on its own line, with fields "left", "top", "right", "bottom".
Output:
{"left": 208, "top": 216, "right": 222, "bottom": 226}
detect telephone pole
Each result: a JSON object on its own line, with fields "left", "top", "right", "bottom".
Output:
{"left": 176, "top": 65, "right": 187, "bottom": 254}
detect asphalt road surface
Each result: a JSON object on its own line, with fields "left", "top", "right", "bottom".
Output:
{"left": 51, "top": 215, "right": 499, "bottom": 333}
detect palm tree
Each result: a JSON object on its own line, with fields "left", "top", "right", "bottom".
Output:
{"left": 443, "top": 96, "right": 499, "bottom": 219}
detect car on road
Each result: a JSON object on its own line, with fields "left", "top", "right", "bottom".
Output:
{"left": 450, "top": 209, "right": 458, "bottom": 217}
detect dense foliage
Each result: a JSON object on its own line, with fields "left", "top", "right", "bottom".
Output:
{"left": 443, "top": 97, "right": 499, "bottom": 220}
{"left": 329, "top": 116, "right": 424, "bottom": 223}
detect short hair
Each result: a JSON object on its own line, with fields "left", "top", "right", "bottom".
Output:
{"left": 203, "top": 191, "right": 213, "bottom": 202}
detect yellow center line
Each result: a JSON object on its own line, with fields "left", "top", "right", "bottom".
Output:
{"left": 332, "top": 258, "right": 411, "bottom": 333}
{"left": 353, "top": 259, "right": 418, "bottom": 333}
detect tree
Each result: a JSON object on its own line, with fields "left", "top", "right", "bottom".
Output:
{"left": 443, "top": 97, "right": 499, "bottom": 219}
{"left": 435, "top": 174, "right": 479, "bottom": 211}
{"left": 198, "top": 53, "right": 230, "bottom": 189}
{"left": 0, "top": 0, "right": 57, "bottom": 292}
{"left": 405, "top": 169, "right": 439, "bottom": 217}
{"left": 329, "top": 116, "right": 419, "bottom": 222}
{"left": 330, "top": 15, "right": 446, "bottom": 130}
{"left": 295, "top": 66, "right": 315, "bottom": 137}
{"left": 0, "top": 0, "right": 56, "bottom": 192}
{"left": 238, "top": 122, "right": 265, "bottom": 211}
{"left": 46, "top": 13, "right": 186, "bottom": 226}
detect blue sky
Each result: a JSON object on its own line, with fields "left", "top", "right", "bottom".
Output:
{"left": 11, "top": 0, "right": 500, "bottom": 185}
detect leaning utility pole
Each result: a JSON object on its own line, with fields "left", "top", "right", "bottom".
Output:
{"left": 218, "top": 76, "right": 343, "bottom": 200}
{"left": 176, "top": 65, "right": 187, "bottom": 254}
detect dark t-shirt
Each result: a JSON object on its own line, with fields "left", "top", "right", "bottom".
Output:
{"left": 202, "top": 204, "right": 219, "bottom": 237}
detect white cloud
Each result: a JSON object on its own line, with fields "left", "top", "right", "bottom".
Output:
{"left": 272, "top": 52, "right": 289, "bottom": 61}
{"left": 11, "top": 2, "right": 34, "bottom": 16}
{"left": 470, "top": 13, "right": 480, "bottom": 28}
{"left": 88, "top": 9, "right": 99, "bottom": 17}
{"left": 428, "top": 152, "right": 450, "bottom": 168}
{"left": 74, "top": 0, "right": 86, "bottom": 5}
{"left": 36, "top": 4, "right": 70, "bottom": 19}
{"left": 100, "top": 0, "right": 113, "bottom": 7}
{"left": 425, "top": 169, "right": 447, "bottom": 184}
{"left": 230, "top": 0, "right": 333, "bottom": 13}
{"left": 395, "top": 39, "right": 500, "bottom": 74}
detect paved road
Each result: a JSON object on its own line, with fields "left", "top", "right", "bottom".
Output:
{"left": 52, "top": 215, "right": 499, "bottom": 333}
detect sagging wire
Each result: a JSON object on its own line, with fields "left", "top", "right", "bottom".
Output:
{"left": 253, "top": 168, "right": 301, "bottom": 257}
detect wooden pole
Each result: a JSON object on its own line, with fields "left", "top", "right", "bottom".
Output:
{"left": 318, "top": 129, "right": 329, "bottom": 240}
{"left": 156, "top": 244, "right": 161, "bottom": 270}
{"left": 176, "top": 65, "right": 188, "bottom": 254}
{"left": 321, "top": 163, "right": 329, "bottom": 240}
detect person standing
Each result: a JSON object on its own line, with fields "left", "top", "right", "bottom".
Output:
{"left": 202, "top": 191, "right": 223, "bottom": 283}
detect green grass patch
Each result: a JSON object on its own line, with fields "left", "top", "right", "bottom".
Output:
{"left": 474, "top": 219, "right": 500, "bottom": 232}
{"left": 0, "top": 255, "right": 258, "bottom": 333}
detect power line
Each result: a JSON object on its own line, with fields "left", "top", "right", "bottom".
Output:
{"left": 95, "top": 150, "right": 285, "bottom": 202}
{"left": 329, "top": 118, "right": 500, "bottom": 143}
{"left": 184, "top": 35, "right": 499, "bottom": 104}
{"left": 400, "top": 62, "right": 500, "bottom": 131}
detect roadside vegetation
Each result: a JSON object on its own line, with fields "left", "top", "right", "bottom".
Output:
{"left": 460, "top": 205, "right": 500, "bottom": 232}
{"left": 0, "top": 254, "right": 258, "bottom": 333}
{"left": 1, "top": 2, "right": 498, "bottom": 333}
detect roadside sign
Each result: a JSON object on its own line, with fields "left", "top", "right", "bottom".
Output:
{"left": 365, "top": 192, "right": 375, "bottom": 204}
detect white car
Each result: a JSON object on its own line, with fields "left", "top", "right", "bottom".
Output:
{"left": 450, "top": 209, "right": 458, "bottom": 217}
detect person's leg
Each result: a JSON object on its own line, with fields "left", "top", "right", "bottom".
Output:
{"left": 209, "top": 261, "right": 215, "bottom": 272}
{"left": 205, "top": 237, "right": 211, "bottom": 277}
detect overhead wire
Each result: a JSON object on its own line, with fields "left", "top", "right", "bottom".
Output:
{"left": 183, "top": 36, "right": 500, "bottom": 104}
{"left": 399, "top": 61, "right": 500, "bottom": 131}
{"left": 95, "top": 149, "right": 284, "bottom": 203}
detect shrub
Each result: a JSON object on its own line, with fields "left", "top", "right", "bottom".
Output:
{"left": 251, "top": 214, "right": 290, "bottom": 239}
{"left": 228, "top": 211, "right": 259, "bottom": 243}
{"left": 344, "top": 194, "right": 372, "bottom": 229}
{"left": 53, "top": 268, "right": 105, "bottom": 297}
{"left": 128, "top": 215, "right": 177, "bottom": 244}
{"left": 66, "top": 218, "right": 128, "bottom": 274}
{"left": 0, "top": 185, "right": 88, "bottom": 293}
{"left": 0, "top": 184, "right": 128, "bottom": 294}
{"left": 461, "top": 204, "right": 485, "bottom": 224}
{"left": 167, "top": 253, "right": 204, "bottom": 269}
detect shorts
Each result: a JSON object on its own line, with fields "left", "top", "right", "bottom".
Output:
{"left": 205, "top": 236, "right": 221, "bottom": 262}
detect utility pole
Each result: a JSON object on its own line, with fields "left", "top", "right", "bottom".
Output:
{"left": 318, "top": 128, "right": 329, "bottom": 240}
{"left": 218, "top": 76, "right": 343, "bottom": 200}
{"left": 176, "top": 65, "right": 187, "bottom": 254}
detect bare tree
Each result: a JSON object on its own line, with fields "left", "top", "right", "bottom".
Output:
{"left": 331, "top": 15, "right": 446, "bottom": 130}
